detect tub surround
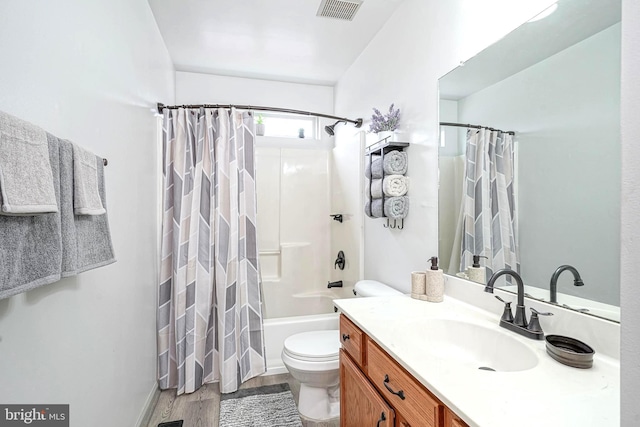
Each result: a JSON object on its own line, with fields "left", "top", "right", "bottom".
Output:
{"left": 334, "top": 286, "right": 619, "bottom": 426}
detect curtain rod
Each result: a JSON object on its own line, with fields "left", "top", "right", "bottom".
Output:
{"left": 157, "top": 103, "right": 363, "bottom": 128}
{"left": 440, "top": 121, "right": 515, "bottom": 135}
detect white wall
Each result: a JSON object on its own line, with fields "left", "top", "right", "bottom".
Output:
{"left": 620, "top": 0, "right": 640, "bottom": 423}
{"left": 456, "top": 24, "right": 620, "bottom": 305}
{"left": 334, "top": 0, "right": 557, "bottom": 292}
{"left": 0, "top": 1, "right": 174, "bottom": 426}
{"left": 176, "top": 71, "right": 333, "bottom": 112}
{"left": 335, "top": 0, "right": 640, "bottom": 421}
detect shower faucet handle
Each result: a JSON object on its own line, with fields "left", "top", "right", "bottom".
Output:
{"left": 334, "top": 250, "right": 345, "bottom": 270}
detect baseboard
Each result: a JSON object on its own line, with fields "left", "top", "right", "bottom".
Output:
{"left": 136, "top": 382, "right": 161, "bottom": 427}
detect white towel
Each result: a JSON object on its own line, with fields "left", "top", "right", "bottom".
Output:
{"left": 383, "top": 175, "right": 409, "bottom": 197}
{"left": 72, "top": 143, "right": 105, "bottom": 215}
{"left": 0, "top": 110, "right": 58, "bottom": 215}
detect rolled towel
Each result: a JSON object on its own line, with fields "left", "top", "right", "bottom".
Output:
{"left": 364, "top": 198, "right": 384, "bottom": 218}
{"left": 384, "top": 196, "right": 410, "bottom": 219}
{"left": 383, "top": 175, "right": 409, "bottom": 197}
{"left": 364, "top": 155, "right": 383, "bottom": 179}
{"left": 72, "top": 143, "right": 106, "bottom": 215}
{"left": 369, "top": 179, "right": 383, "bottom": 199}
{"left": 0, "top": 110, "right": 58, "bottom": 215}
{"left": 383, "top": 150, "right": 408, "bottom": 175}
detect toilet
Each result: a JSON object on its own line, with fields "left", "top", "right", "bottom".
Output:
{"left": 281, "top": 280, "right": 403, "bottom": 422}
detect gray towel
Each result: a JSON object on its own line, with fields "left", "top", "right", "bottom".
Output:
{"left": 0, "top": 134, "right": 63, "bottom": 298}
{"left": 384, "top": 196, "right": 410, "bottom": 219}
{"left": 60, "top": 139, "right": 116, "bottom": 274}
{"left": 369, "top": 179, "right": 383, "bottom": 199}
{"left": 365, "top": 155, "right": 383, "bottom": 179}
{"left": 72, "top": 142, "right": 106, "bottom": 215}
{"left": 0, "top": 134, "right": 116, "bottom": 300}
{"left": 0, "top": 110, "right": 58, "bottom": 215}
{"left": 383, "top": 151, "right": 408, "bottom": 175}
{"left": 364, "top": 198, "right": 384, "bottom": 218}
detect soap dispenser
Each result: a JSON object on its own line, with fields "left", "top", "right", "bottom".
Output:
{"left": 425, "top": 256, "right": 444, "bottom": 302}
{"left": 468, "top": 255, "right": 488, "bottom": 284}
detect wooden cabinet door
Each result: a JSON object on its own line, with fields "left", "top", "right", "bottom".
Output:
{"left": 341, "top": 350, "right": 394, "bottom": 427}
{"left": 444, "top": 408, "right": 468, "bottom": 427}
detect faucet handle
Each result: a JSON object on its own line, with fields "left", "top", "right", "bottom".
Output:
{"left": 527, "top": 308, "right": 554, "bottom": 333}
{"left": 530, "top": 307, "right": 553, "bottom": 316}
{"left": 495, "top": 295, "right": 514, "bottom": 323}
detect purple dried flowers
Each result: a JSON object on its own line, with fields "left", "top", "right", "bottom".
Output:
{"left": 369, "top": 103, "right": 400, "bottom": 133}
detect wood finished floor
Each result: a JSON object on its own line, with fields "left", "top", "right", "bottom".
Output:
{"left": 147, "top": 373, "right": 340, "bottom": 427}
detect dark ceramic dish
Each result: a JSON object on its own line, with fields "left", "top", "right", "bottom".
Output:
{"left": 545, "top": 335, "right": 595, "bottom": 369}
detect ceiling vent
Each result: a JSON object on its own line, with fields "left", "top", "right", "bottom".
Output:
{"left": 316, "top": 0, "right": 363, "bottom": 21}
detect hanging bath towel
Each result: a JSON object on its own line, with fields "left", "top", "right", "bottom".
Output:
{"left": 0, "top": 110, "right": 58, "bottom": 215}
{"left": 72, "top": 142, "right": 106, "bottom": 215}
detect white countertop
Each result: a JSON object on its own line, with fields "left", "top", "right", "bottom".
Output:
{"left": 334, "top": 295, "right": 620, "bottom": 427}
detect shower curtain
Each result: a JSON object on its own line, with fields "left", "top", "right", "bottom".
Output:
{"left": 157, "top": 107, "right": 265, "bottom": 395}
{"left": 459, "top": 128, "right": 518, "bottom": 279}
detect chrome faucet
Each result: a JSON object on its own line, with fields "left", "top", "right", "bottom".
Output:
{"left": 549, "top": 265, "right": 584, "bottom": 303}
{"left": 485, "top": 269, "right": 552, "bottom": 340}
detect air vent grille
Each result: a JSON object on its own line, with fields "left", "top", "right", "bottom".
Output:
{"left": 316, "top": 0, "right": 363, "bottom": 21}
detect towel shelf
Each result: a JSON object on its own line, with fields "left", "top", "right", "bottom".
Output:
{"left": 365, "top": 138, "right": 409, "bottom": 228}
{"left": 365, "top": 139, "right": 409, "bottom": 155}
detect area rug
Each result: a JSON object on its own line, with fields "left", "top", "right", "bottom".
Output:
{"left": 219, "top": 383, "right": 303, "bottom": 427}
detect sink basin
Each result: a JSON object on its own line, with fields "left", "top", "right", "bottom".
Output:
{"left": 419, "top": 319, "right": 539, "bottom": 372}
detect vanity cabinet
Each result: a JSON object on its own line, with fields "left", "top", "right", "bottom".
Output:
{"left": 340, "top": 349, "right": 395, "bottom": 426}
{"left": 340, "top": 314, "right": 469, "bottom": 427}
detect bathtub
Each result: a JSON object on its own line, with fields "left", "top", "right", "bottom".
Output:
{"left": 262, "top": 287, "right": 354, "bottom": 375}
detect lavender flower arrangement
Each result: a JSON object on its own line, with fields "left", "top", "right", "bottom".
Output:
{"left": 369, "top": 103, "right": 400, "bottom": 133}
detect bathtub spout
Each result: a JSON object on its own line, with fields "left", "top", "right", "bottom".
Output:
{"left": 327, "top": 280, "right": 343, "bottom": 288}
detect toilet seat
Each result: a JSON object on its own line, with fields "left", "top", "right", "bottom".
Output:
{"left": 283, "top": 330, "right": 340, "bottom": 362}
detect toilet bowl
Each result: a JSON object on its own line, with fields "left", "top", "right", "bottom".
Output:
{"left": 281, "top": 280, "right": 403, "bottom": 422}
{"left": 282, "top": 330, "right": 341, "bottom": 421}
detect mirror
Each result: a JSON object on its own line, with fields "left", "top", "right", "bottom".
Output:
{"left": 438, "top": 0, "right": 621, "bottom": 322}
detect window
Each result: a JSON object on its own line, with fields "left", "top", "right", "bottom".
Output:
{"left": 258, "top": 112, "right": 318, "bottom": 139}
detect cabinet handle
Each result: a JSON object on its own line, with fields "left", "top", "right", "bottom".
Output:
{"left": 342, "top": 333, "right": 350, "bottom": 341}
{"left": 376, "top": 411, "right": 386, "bottom": 427}
{"left": 383, "top": 374, "right": 406, "bottom": 400}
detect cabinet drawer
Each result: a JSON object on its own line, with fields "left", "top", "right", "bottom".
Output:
{"left": 367, "top": 339, "right": 443, "bottom": 427}
{"left": 340, "top": 314, "right": 365, "bottom": 367}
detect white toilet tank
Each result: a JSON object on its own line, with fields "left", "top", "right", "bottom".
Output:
{"left": 353, "top": 280, "right": 403, "bottom": 297}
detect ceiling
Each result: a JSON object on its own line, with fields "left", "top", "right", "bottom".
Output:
{"left": 148, "top": 0, "right": 404, "bottom": 86}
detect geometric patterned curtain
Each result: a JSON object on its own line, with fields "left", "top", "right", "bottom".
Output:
{"left": 157, "top": 107, "right": 265, "bottom": 395}
{"left": 460, "top": 128, "right": 519, "bottom": 280}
